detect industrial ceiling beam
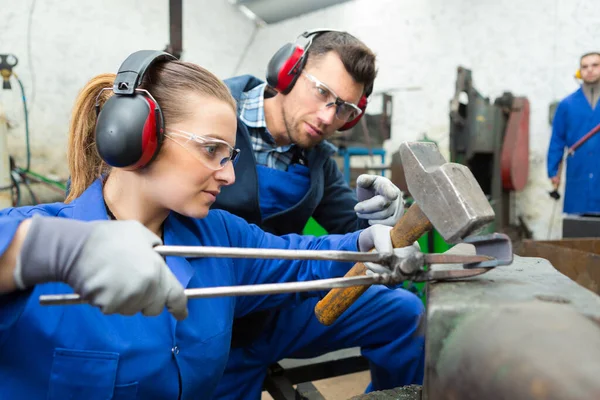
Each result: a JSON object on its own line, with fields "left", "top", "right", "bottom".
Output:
{"left": 165, "top": 0, "right": 183, "bottom": 58}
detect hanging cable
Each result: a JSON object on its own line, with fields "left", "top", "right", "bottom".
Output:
{"left": 22, "top": 177, "right": 39, "bottom": 204}
{"left": 27, "top": 0, "right": 37, "bottom": 109}
{"left": 12, "top": 72, "right": 31, "bottom": 172}
{"left": 10, "top": 171, "right": 21, "bottom": 206}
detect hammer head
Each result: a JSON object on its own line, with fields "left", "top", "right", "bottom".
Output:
{"left": 399, "top": 142, "right": 494, "bottom": 244}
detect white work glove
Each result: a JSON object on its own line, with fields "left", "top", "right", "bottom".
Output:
{"left": 358, "top": 224, "right": 420, "bottom": 276}
{"left": 14, "top": 216, "right": 188, "bottom": 320}
{"left": 354, "top": 174, "right": 404, "bottom": 227}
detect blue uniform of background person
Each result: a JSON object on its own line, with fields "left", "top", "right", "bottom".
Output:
{"left": 0, "top": 179, "right": 364, "bottom": 399}
{"left": 210, "top": 75, "right": 425, "bottom": 399}
{"left": 547, "top": 87, "right": 600, "bottom": 214}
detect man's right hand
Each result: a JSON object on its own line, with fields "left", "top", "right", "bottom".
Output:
{"left": 14, "top": 216, "right": 188, "bottom": 320}
{"left": 550, "top": 176, "right": 560, "bottom": 188}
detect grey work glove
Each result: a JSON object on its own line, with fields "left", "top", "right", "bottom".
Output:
{"left": 358, "top": 224, "right": 420, "bottom": 276}
{"left": 354, "top": 174, "right": 404, "bottom": 226}
{"left": 14, "top": 216, "right": 188, "bottom": 320}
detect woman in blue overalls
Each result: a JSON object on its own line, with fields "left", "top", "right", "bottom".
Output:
{"left": 0, "top": 51, "right": 400, "bottom": 399}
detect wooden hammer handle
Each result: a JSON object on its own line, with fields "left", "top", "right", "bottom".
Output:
{"left": 314, "top": 203, "right": 433, "bottom": 326}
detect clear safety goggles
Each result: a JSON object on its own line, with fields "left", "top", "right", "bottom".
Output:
{"left": 165, "top": 128, "right": 240, "bottom": 170}
{"left": 302, "top": 72, "right": 363, "bottom": 122}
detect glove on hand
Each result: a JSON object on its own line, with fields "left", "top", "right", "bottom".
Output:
{"left": 14, "top": 216, "right": 188, "bottom": 320}
{"left": 358, "top": 224, "right": 420, "bottom": 276}
{"left": 355, "top": 174, "right": 404, "bottom": 226}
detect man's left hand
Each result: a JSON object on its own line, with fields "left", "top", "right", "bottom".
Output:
{"left": 354, "top": 174, "right": 404, "bottom": 226}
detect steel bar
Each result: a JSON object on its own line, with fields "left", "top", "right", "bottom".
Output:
{"left": 39, "top": 275, "right": 381, "bottom": 306}
{"left": 156, "top": 245, "right": 492, "bottom": 266}
{"left": 155, "top": 245, "right": 390, "bottom": 264}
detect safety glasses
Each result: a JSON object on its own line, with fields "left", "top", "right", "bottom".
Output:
{"left": 165, "top": 128, "right": 240, "bottom": 170}
{"left": 302, "top": 72, "right": 363, "bottom": 122}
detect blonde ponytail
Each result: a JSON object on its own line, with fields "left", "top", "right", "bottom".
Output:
{"left": 65, "top": 73, "right": 115, "bottom": 203}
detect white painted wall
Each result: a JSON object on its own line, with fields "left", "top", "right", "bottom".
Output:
{"left": 1, "top": 0, "right": 598, "bottom": 239}
{"left": 0, "top": 0, "right": 255, "bottom": 176}
{"left": 236, "top": 0, "right": 600, "bottom": 239}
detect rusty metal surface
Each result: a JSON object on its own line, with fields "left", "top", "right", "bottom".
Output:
{"left": 517, "top": 239, "right": 600, "bottom": 295}
{"left": 165, "top": 0, "right": 183, "bottom": 58}
{"left": 424, "top": 244, "right": 600, "bottom": 400}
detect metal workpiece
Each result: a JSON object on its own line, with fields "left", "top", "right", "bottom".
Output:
{"left": 423, "top": 244, "right": 600, "bottom": 400}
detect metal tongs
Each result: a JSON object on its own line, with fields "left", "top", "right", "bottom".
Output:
{"left": 39, "top": 233, "right": 513, "bottom": 306}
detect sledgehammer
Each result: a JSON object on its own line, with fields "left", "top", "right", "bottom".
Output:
{"left": 314, "top": 141, "right": 495, "bottom": 325}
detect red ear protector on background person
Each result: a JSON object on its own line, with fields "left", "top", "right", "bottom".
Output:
{"left": 95, "top": 50, "right": 177, "bottom": 169}
{"left": 266, "top": 29, "right": 370, "bottom": 131}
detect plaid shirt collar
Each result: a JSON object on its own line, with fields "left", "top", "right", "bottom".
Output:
{"left": 238, "top": 82, "right": 299, "bottom": 160}
{"left": 239, "top": 83, "right": 278, "bottom": 145}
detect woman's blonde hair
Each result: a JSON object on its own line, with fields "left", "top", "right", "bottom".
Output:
{"left": 65, "top": 60, "right": 236, "bottom": 203}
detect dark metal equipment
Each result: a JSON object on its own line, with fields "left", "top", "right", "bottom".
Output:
{"left": 423, "top": 245, "right": 600, "bottom": 400}
{"left": 164, "top": 0, "right": 183, "bottom": 58}
{"left": 330, "top": 94, "right": 393, "bottom": 186}
{"left": 449, "top": 66, "right": 531, "bottom": 242}
{"left": 331, "top": 93, "right": 393, "bottom": 150}
{"left": 264, "top": 356, "right": 369, "bottom": 400}
{"left": 563, "top": 214, "right": 600, "bottom": 238}
{"left": 0, "top": 53, "right": 18, "bottom": 90}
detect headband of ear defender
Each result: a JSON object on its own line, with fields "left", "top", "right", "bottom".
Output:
{"left": 95, "top": 50, "right": 177, "bottom": 169}
{"left": 265, "top": 30, "right": 370, "bottom": 131}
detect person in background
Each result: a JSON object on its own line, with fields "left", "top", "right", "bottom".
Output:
{"left": 211, "top": 30, "right": 425, "bottom": 399}
{"left": 548, "top": 51, "right": 600, "bottom": 214}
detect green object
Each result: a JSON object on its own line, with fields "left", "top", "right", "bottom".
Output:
{"left": 19, "top": 168, "right": 67, "bottom": 191}
{"left": 302, "top": 217, "right": 328, "bottom": 237}
{"left": 409, "top": 230, "right": 453, "bottom": 304}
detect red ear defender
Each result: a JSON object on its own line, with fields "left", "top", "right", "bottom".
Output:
{"left": 266, "top": 29, "right": 347, "bottom": 95}
{"left": 266, "top": 44, "right": 306, "bottom": 94}
{"left": 339, "top": 94, "right": 368, "bottom": 131}
{"left": 94, "top": 50, "right": 176, "bottom": 170}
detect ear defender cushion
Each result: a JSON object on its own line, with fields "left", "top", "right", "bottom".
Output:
{"left": 266, "top": 43, "right": 306, "bottom": 94}
{"left": 575, "top": 69, "right": 582, "bottom": 79}
{"left": 339, "top": 94, "right": 368, "bottom": 131}
{"left": 95, "top": 94, "right": 161, "bottom": 169}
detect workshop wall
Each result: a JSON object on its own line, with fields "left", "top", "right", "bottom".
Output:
{"left": 236, "top": 0, "right": 600, "bottom": 240}
{"left": 0, "top": 0, "right": 254, "bottom": 179}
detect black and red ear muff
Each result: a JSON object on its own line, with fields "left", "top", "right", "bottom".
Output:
{"left": 96, "top": 91, "right": 162, "bottom": 169}
{"left": 266, "top": 43, "right": 307, "bottom": 94}
{"left": 95, "top": 50, "right": 177, "bottom": 170}
{"left": 266, "top": 29, "right": 346, "bottom": 95}
{"left": 338, "top": 94, "right": 368, "bottom": 131}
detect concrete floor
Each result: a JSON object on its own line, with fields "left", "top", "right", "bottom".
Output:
{"left": 261, "top": 370, "right": 371, "bottom": 400}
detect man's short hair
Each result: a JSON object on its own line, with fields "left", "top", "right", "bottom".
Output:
{"left": 580, "top": 52, "right": 600, "bottom": 65}
{"left": 306, "top": 31, "right": 377, "bottom": 97}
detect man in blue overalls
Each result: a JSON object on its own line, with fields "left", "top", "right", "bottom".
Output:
{"left": 211, "top": 30, "right": 425, "bottom": 399}
{"left": 548, "top": 52, "right": 600, "bottom": 214}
